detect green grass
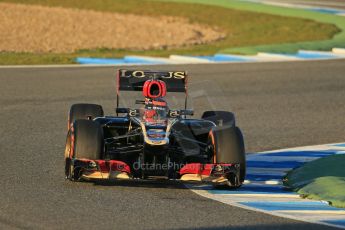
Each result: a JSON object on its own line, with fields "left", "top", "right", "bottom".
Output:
{"left": 0, "top": 0, "right": 339, "bottom": 64}
{"left": 157, "top": 0, "right": 345, "bottom": 54}
{"left": 284, "top": 154, "right": 345, "bottom": 208}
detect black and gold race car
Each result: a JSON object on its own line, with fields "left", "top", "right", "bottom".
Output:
{"left": 64, "top": 69, "right": 245, "bottom": 188}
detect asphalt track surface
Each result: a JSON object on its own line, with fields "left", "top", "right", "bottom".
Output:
{"left": 1, "top": 60, "right": 345, "bottom": 229}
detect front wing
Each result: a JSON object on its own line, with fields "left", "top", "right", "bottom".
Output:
{"left": 70, "top": 159, "right": 241, "bottom": 187}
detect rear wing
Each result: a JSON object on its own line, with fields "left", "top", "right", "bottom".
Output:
{"left": 117, "top": 69, "right": 187, "bottom": 92}
{"left": 116, "top": 69, "right": 188, "bottom": 109}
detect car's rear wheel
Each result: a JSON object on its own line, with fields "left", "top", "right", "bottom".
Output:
{"left": 65, "top": 119, "right": 104, "bottom": 181}
{"left": 68, "top": 103, "right": 104, "bottom": 129}
{"left": 202, "top": 111, "right": 235, "bottom": 128}
{"left": 208, "top": 126, "right": 246, "bottom": 187}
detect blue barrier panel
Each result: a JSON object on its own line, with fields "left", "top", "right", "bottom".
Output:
{"left": 209, "top": 187, "right": 294, "bottom": 195}
{"left": 188, "top": 56, "right": 213, "bottom": 61}
{"left": 309, "top": 8, "right": 345, "bottom": 15}
{"left": 260, "top": 150, "right": 336, "bottom": 157}
{"left": 192, "top": 54, "right": 256, "bottom": 62}
{"left": 245, "top": 174, "right": 283, "bottom": 181}
{"left": 240, "top": 201, "right": 343, "bottom": 211}
{"left": 287, "top": 51, "right": 338, "bottom": 59}
{"left": 247, "top": 161, "right": 303, "bottom": 168}
{"left": 214, "top": 54, "right": 257, "bottom": 62}
{"left": 76, "top": 57, "right": 126, "bottom": 65}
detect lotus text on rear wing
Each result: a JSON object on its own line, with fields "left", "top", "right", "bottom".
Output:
{"left": 119, "top": 70, "right": 186, "bottom": 79}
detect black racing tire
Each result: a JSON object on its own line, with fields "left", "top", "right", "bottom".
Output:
{"left": 209, "top": 126, "right": 246, "bottom": 183}
{"left": 65, "top": 120, "right": 104, "bottom": 181}
{"left": 202, "top": 111, "right": 235, "bottom": 128}
{"left": 68, "top": 103, "right": 104, "bottom": 129}
{"left": 235, "top": 127, "right": 246, "bottom": 182}
{"left": 73, "top": 119, "right": 104, "bottom": 160}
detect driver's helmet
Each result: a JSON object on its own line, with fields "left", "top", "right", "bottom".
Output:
{"left": 143, "top": 79, "right": 166, "bottom": 99}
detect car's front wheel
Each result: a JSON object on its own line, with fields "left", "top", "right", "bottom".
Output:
{"left": 65, "top": 119, "right": 104, "bottom": 181}
{"left": 208, "top": 126, "right": 246, "bottom": 188}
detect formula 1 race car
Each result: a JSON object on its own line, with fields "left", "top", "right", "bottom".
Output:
{"left": 64, "top": 69, "right": 246, "bottom": 188}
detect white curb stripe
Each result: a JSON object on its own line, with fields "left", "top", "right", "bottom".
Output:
{"left": 257, "top": 52, "right": 301, "bottom": 60}
{"left": 333, "top": 48, "right": 345, "bottom": 54}
{"left": 169, "top": 55, "right": 213, "bottom": 63}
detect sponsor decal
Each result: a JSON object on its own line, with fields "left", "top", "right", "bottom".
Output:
{"left": 120, "top": 70, "right": 186, "bottom": 79}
